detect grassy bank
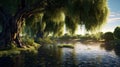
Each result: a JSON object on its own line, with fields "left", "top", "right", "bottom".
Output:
{"left": 0, "top": 39, "right": 41, "bottom": 67}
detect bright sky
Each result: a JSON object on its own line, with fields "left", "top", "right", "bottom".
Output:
{"left": 101, "top": 0, "right": 120, "bottom": 32}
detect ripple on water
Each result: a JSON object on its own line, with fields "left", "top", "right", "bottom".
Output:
{"left": 61, "top": 42, "right": 120, "bottom": 67}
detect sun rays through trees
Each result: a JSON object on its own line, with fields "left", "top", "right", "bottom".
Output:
{"left": 0, "top": 0, "right": 109, "bottom": 47}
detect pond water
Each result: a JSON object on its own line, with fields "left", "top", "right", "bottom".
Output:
{"left": 38, "top": 41, "right": 120, "bottom": 67}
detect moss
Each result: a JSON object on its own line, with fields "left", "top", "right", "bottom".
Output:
{"left": 58, "top": 44, "right": 74, "bottom": 48}
{"left": 0, "top": 50, "right": 20, "bottom": 57}
{"left": 0, "top": 42, "right": 40, "bottom": 57}
{"left": 0, "top": 41, "right": 41, "bottom": 67}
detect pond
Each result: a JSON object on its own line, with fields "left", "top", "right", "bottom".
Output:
{"left": 38, "top": 40, "right": 120, "bottom": 67}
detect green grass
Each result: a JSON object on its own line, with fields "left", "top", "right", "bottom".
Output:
{"left": 58, "top": 44, "right": 74, "bottom": 48}
{"left": 0, "top": 41, "right": 40, "bottom": 57}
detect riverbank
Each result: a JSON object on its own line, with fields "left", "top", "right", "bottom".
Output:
{"left": 0, "top": 38, "right": 120, "bottom": 67}
{"left": 0, "top": 42, "right": 40, "bottom": 67}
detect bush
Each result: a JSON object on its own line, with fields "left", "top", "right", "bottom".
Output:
{"left": 114, "top": 26, "right": 120, "bottom": 39}
{"left": 103, "top": 32, "right": 114, "bottom": 42}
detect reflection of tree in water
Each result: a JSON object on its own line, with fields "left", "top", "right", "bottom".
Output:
{"left": 37, "top": 44, "right": 77, "bottom": 67}
{"left": 114, "top": 44, "right": 120, "bottom": 57}
{"left": 100, "top": 42, "right": 114, "bottom": 51}
{"left": 61, "top": 48, "right": 76, "bottom": 67}
{"left": 37, "top": 44, "right": 62, "bottom": 67}
{"left": 37, "top": 41, "right": 120, "bottom": 67}
{"left": 100, "top": 41, "right": 120, "bottom": 57}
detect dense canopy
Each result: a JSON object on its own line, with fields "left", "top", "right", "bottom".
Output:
{"left": 0, "top": 0, "right": 109, "bottom": 47}
{"left": 0, "top": 0, "right": 109, "bottom": 36}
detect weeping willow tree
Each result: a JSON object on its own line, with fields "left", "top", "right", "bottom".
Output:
{"left": 0, "top": 0, "right": 47, "bottom": 47}
{"left": 0, "top": 0, "right": 109, "bottom": 48}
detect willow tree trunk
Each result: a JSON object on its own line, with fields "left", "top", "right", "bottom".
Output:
{"left": 0, "top": 0, "right": 46, "bottom": 48}
{"left": 0, "top": 9, "right": 24, "bottom": 48}
{"left": 0, "top": 0, "right": 27, "bottom": 48}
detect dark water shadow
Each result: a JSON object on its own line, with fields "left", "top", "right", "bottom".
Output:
{"left": 114, "top": 44, "right": 120, "bottom": 57}
{"left": 37, "top": 44, "right": 62, "bottom": 67}
{"left": 100, "top": 42, "right": 114, "bottom": 51}
{"left": 0, "top": 57, "right": 14, "bottom": 67}
{"left": 100, "top": 41, "right": 120, "bottom": 57}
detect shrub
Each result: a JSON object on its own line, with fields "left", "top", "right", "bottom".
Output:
{"left": 103, "top": 32, "right": 114, "bottom": 42}
{"left": 114, "top": 26, "right": 120, "bottom": 39}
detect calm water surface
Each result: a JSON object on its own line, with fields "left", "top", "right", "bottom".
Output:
{"left": 38, "top": 41, "right": 120, "bottom": 67}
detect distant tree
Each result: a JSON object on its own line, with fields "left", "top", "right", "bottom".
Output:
{"left": 0, "top": 0, "right": 109, "bottom": 48}
{"left": 103, "top": 32, "right": 114, "bottom": 42}
{"left": 113, "top": 26, "right": 120, "bottom": 39}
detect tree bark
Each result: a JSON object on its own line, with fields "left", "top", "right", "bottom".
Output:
{"left": 0, "top": 0, "right": 46, "bottom": 48}
{"left": 0, "top": 7, "right": 24, "bottom": 48}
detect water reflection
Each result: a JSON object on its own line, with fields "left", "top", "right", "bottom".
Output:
{"left": 37, "top": 41, "right": 120, "bottom": 67}
{"left": 61, "top": 48, "right": 76, "bottom": 67}
{"left": 100, "top": 42, "right": 120, "bottom": 57}
{"left": 114, "top": 45, "right": 120, "bottom": 57}
{"left": 37, "top": 44, "right": 62, "bottom": 67}
{"left": 74, "top": 42, "right": 120, "bottom": 67}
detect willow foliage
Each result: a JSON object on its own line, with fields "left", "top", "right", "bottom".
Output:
{"left": 27, "top": 0, "right": 108, "bottom": 36}
{"left": 69, "top": 0, "right": 109, "bottom": 31}
{"left": 43, "top": 0, "right": 109, "bottom": 35}
{"left": 0, "top": 0, "right": 109, "bottom": 37}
